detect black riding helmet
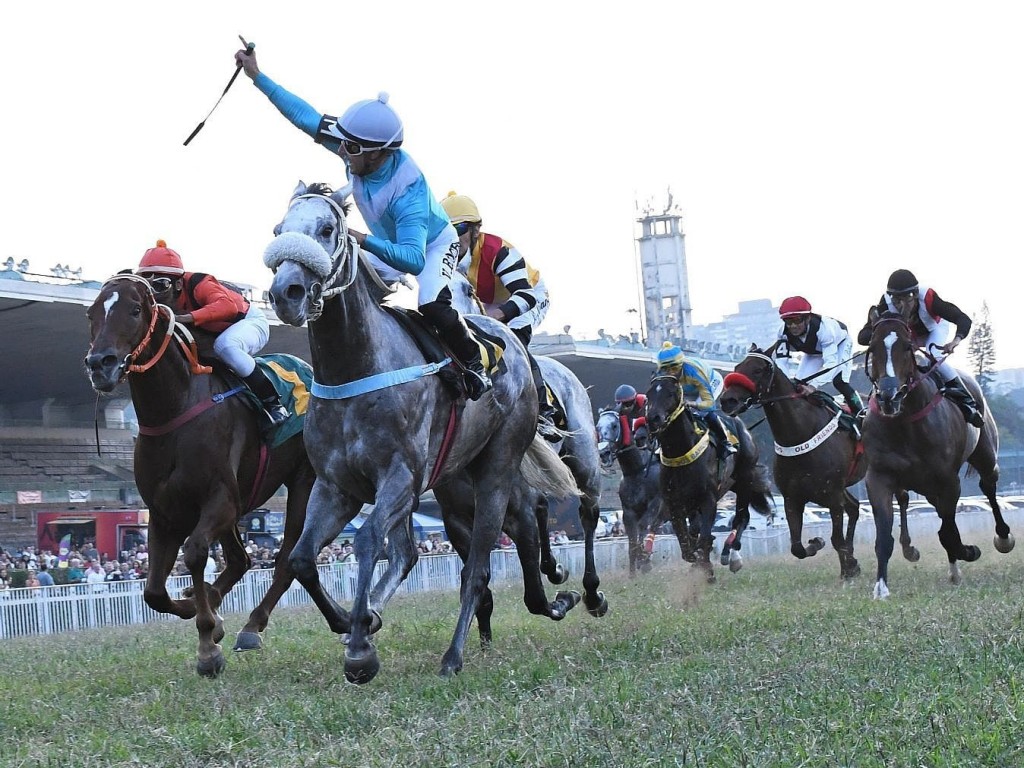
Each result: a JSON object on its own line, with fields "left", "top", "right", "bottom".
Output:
{"left": 614, "top": 384, "right": 637, "bottom": 405}
{"left": 886, "top": 269, "right": 919, "bottom": 296}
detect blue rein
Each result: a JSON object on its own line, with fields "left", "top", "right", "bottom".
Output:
{"left": 311, "top": 358, "right": 452, "bottom": 400}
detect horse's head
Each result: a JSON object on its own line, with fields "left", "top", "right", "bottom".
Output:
{"left": 866, "top": 312, "right": 920, "bottom": 416}
{"left": 450, "top": 271, "right": 483, "bottom": 316}
{"left": 644, "top": 374, "right": 688, "bottom": 435}
{"left": 84, "top": 274, "right": 167, "bottom": 392}
{"left": 264, "top": 181, "right": 355, "bottom": 326}
{"left": 719, "top": 343, "right": 781, "bottom": 416}
{"left": 595, "top": 409, "right": 623, "bottom": 468}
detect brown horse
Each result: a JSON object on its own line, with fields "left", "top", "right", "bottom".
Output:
{"left": 719, "top": 343, "right": 917, "bottom": 580}
{"left": 863, "top": 312, "right": 1014, "bottom": 598}
{"left": 645, "top": 374, "right": 773, "bottom": 581}
{"left": 84, "top": 274, "right": 317, "bottom": 676}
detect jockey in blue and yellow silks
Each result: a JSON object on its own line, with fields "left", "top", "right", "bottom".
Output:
{"left": 655, "top": 342, "right": 736, "bottom": 458}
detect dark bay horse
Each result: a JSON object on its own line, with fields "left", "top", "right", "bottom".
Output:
{"left": 84, "top": 274, "right": 316, "bottom": 676}
{"left": 863, "top": 313, "right": 1014, "bottom": 598}
{"left": 719, "top": 343, "right": 916, "bottom": 580}
{"left": 264, "top": 182, "right": 582, "bottom": 682}
{"left": 596, "top": 408, "right": 664, "bottom": 576}
{"left": 645, "top": 375, "right": 773, "bottom": 580}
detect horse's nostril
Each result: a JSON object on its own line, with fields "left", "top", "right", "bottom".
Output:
{"left": 285, "top": 285, "right": 306, "bottom": 302}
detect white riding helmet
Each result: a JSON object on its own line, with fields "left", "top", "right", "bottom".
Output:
{"left": 324, "top": 92, "right": 404, "bottom": 150}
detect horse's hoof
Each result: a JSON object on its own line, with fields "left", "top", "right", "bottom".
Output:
{"left": 344, "top": 648, "right": 380, "bottom": 684}
{"left": 964, "top": 545, "right": 982, "bottom": 562}
{"left": 843, "top": 562, "right": 862, "bottom": 580}
{"left": 904, "top": 547, "right": 921, "bottom": 563}
{"left": 720, "top": 549, "right": 731, "bottom": 567}
{"left": 728, "top": 556, "right": 743, "bottom": 574}
{"left": 640, "top": 561, "right": 653, "bottom": 574}
{"left": 547, "top": 563, "right": 570, "bottom": 585}
{"left": 196, "top": 650, "right": 226, "bottom": 678}
{"left": 994, "top": 533, "right": 1015, "bottom": 554}
{"left": 810, "top": 537, "right": 827, "bottom": 550}
{"left": 554, "top": 590, "right": 581, "bottom": 617}
{"left": 233, "top": 631, "right": 263, "bottom": 652}
{"left": 586, "top": 591, "right": 609, "bottom": 618}
{"left": 439, "top": 649, "right": 464, "bottom": 678}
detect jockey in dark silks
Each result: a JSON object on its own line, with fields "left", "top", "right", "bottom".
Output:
{"left": 655, "top": 342, "right": 737, "bottom": 459}
{"left": 857, "top": 269, "right": 983, "bottom": 428}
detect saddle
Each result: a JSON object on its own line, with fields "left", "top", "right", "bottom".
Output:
{"left": 381, "top": 306, "right": 505, "bottom": 400}
{"left": 215, "top": 355, "right": 312, "bottom": 447}
{"left": 808, "top": 391, "right": 861, "bottom": 438}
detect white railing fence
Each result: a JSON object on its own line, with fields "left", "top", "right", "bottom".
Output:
{"left": 0, "top": 509, "right": 1012, "bottom": 639}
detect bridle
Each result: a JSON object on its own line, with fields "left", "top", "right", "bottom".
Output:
{"left": 866, "top": 316, "right": 937, "bottom": 418}
{"left": 647, "top": 374, "right": 691, "bottom": 436}
{"left": 273, "top": 193, "right": 395, "bottom": 322}
{"left": 92, "top": 275, "right": 211, "bottom": 385}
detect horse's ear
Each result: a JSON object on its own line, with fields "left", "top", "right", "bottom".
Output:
{"left": 868, "top": 306, "right": 881, "bottom": 325}
{"left": 292, "top": 180, "right": 307, "bottom": 200}
{"left": 117, "top": 268, "right": 134, "bottom": 275}
{"left": 748, "top": 343, "right": 758, "bottom": 352}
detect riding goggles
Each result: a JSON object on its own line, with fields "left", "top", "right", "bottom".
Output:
{"left": 453, "top": 222, "right": 474, "bottom": 236}
{"left": 147, "top": 277, "right": 174, "bottom": 295}
{"left": 340, "top": 138, "right": 394, "bottom": 157}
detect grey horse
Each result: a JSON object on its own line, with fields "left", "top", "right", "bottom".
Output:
{"left": 264, "top": 181, "right": 581, "bottom": 682}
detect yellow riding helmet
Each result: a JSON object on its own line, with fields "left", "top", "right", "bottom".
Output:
{"left": 441, "top": 191, "right": 482, "bottom": 225}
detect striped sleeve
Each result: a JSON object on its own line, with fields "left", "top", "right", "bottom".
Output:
{"left": 494, "top": 244, "right": 544, "bottom": 319}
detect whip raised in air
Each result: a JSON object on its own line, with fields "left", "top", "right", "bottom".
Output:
{"left": 183, "top": 35, "right": 253, "bottom": 146}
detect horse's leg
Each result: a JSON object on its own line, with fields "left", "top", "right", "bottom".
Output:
{"left": 181, "top": 486, "right": 238, "bottom": 677}
{"left": 439, "top": 455, "right": 516, "bottom": 679}
{"left": 142, "top": 519, "right": 196, "bottom": 619}
{"left": 235, "top": 464, "right": 315, "bottom": 651}
{"left": 288, "top": 479, "right": 357, "bottom": 636}
{"left": 895, "top": 489, "right": 920, "bottom": 562}
{"left": 695, "top": 499, "right": 717, "bottom": 584}
{"left": 932, "top": 482, "right": 981, "bottom": 586}
{"left": 838, "top": 490, "right": 861, "bottom": 579}
{"left": 561, "top": 452, "right": 606, "bottom": 616}
{"left": 721, "top": 495, "right": 750, "bottom": 573}
{"left": 505, "top": 487, "right": 581, "bottom": 621}
{"left": 867, "top": 477, "right": 897, "bottom": 599}
{"left": 968, "top": 436, "right": 1015, "bottom": 553}
{"left": 435, "top": 481, "right": 496, "bottom": 648}
{"left": 623, "top": 512, "right": 642, "bottom": 576}
{"left": 345, "top": 481, "right": 420, "bottom": 685}
{"left": 784, "top": 496, "right": 821, "bottom": 559}
{"left": 534, "top": 496, "right": 568, "bottom": 585}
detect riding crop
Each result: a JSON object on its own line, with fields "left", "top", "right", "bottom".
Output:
{"left": 183, "top": 35, "right": 253, "bottom": 146}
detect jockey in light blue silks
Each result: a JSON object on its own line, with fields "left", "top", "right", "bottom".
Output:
{"left": 655, "top": 342, "right": 736, "bottom": 459}
{"left": 234, "top": 45, "right": 491, "bottom": 400}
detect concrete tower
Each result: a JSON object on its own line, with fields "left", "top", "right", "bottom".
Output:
{"left": 636, "top": 196, "right": 692, "bottom": 349}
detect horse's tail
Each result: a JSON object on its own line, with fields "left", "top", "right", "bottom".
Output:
{"left": 520, "top": 436, "right": 582, "bottom": 499}
{"left": 747, "top": 462, "right": 774, "bottom": 516}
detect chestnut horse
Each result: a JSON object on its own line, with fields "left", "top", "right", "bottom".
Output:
{"left": 85, "top": 274, "right": 316, "bottom": 676}
{"left": 863, "top": 313, "right": 1014, "bottom": 598}
{"left": 719, "top": 343, "right": 917, "bottom": 580}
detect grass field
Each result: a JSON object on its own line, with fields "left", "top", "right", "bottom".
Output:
{"left": 2, "top": 537, "right": 1023, "bottom": 768}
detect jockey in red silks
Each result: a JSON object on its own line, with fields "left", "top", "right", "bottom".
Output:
{"left": 613, "top": 384, "right": 649, "bottom": 448}
{"left": 137, "top": 240, "right": 289, "bottom": 425}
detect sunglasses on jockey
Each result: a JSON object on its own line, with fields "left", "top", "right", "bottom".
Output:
{"left": 453, "top": 221, "right": 475, "bottom": 236}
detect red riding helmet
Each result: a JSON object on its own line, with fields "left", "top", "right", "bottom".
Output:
{"left": 779, "top": 296, "right": 812, "bottom": 319}
{"left": 138, "top": 239, "right": 184, "bottom": 276}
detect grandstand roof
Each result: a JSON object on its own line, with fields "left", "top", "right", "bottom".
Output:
{"left": 0, "top": 277, "right": 705, "bottom": 413}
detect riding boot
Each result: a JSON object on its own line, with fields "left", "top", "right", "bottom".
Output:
{"left": 942, "top": 376, "right": 984, "bottom": 428}
{"left": 707, "top": 411, "right": 737, "bottom": 459}
{"left": 243, "top": 367, "right": 289, "bottom": 426}
{"left": 526, "top": 350, "right": 559, "bottom": 441}
{"left": 845, "top": 391, "right": 865, "bottom": 439}
{"left": 421, "top": 300, "right": 492, "bottom": 401}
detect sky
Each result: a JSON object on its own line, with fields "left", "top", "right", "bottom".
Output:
{"left": 3, "top": 2, "right": 1024, "bottom": 367}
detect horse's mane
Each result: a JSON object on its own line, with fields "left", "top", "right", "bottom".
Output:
{"left": 302, "top": 181, "right": 352, "bottom": 216}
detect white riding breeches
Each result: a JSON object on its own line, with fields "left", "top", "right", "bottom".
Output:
{"left": 213, "top": 302, "right": 270, "bottom": 377}
{"left": 796, "top": 334, "right": 854, "bottom": 383}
